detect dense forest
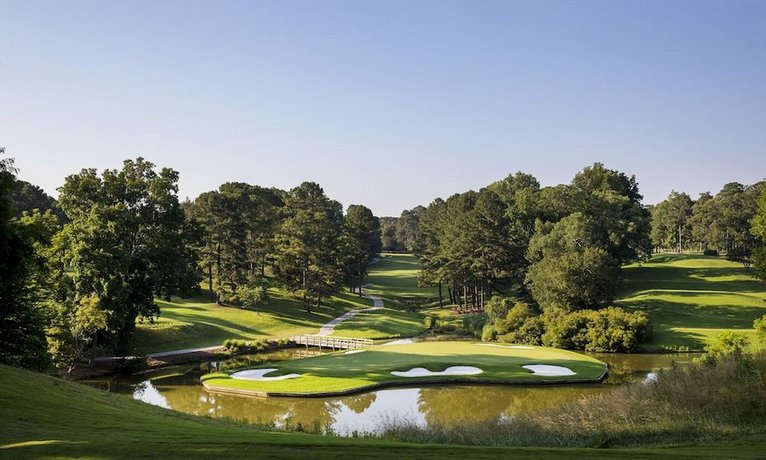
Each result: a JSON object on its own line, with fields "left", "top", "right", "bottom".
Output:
{"left": 2, "top": 150, "right": 766, "bottom": 371}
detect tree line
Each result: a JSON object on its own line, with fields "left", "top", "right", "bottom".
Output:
{"left": 410, "top": 164, "right": 652, "bottom": 351}
{"left": 650, "top": 182, "right": 766, "bottom": 266}
{"left": 0, "top": 154, "right": 380, "bottom": 371}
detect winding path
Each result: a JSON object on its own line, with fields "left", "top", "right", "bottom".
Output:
{"left": 316, "top": 293, "right": 384, "bottom": 336}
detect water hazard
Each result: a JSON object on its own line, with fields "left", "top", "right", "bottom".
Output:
{"left": 84, "top": 348, "right": 698, "bottom": 435}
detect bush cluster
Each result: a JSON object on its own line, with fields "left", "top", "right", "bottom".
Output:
{"left": 703, "top": 248, "right": 719, "bottom": 256}
{"left": 541, "top": 307, "right": 651, "bottom": 352}
{"left": 481, "top": 295, "right": 651, "bottom": 352}
{"left": 222, "top": 337, "right": 292, "bottom": 353}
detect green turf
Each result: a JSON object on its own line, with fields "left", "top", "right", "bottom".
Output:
{"left": 201, "top": 341, "right": 606, "bottom": 395}
{"left": 363, "top": 253, "right": 439, "bottom": 303}
{"left": 3, "top": 365, "right": 766, "bottom": 458}
{"left": 131, "top": 289, "right": 372, "bottom": 354}
{"left": 330, "top": 307, "right": 425, "bottom": 339}
{"left": 617, "top": 254, "right": 766, "bottom": 351}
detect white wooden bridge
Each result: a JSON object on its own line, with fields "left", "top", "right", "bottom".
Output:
{"left": 291, "top": 335, "right": 373, "bottom": 350}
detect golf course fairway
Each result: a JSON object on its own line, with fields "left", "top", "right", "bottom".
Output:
{"left": 201, "top": 341, "right": 607, "bottom": 397}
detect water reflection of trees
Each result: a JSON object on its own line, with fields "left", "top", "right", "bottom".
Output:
{"left": 417, "top": 385, "right": 608, "bottom": 427}
{"left": 154, "top": 384, "right": 341, "bottom": 432}
{"left": 342, "top": 393, "right": 377, "bottom": 413}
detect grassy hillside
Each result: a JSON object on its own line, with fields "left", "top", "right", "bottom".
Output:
{"left": 132, "top": 255, "right": 433, "bottom": 354}
{"left": 617, "top": 254, "right": 766, "bottom": 351}
{"left": 2, "top": 364, "right": 766, "bottom": 459}
{"left": 363, "top": 253, "right": 438, "bottom": 304}
{"left": 132, "top": 290, "right": 372, "bottom": 354}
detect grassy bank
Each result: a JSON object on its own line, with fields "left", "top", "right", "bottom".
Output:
{"left": 379, "top": 351, "right": 766, "bottom": 450}
{"left": 131, "top": 290, "right": 372, "bottom": 354}
{"left": 201, "top": 342, "right": 606, "bottom": 396}
{"left": 617, "top": 254, "right": 766, "bottom": 351}
{"left": 3, "top": 364, "right": 766, "bottom": 458}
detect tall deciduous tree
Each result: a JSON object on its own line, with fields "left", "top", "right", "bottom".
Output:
{"left": 570, "top": 163, "right": 651, "bottom": 264}
{"left": 49, "top": 158, "right": 200, "bottom": 363}
{"left": 650, "top": 191, "right": 693, "bottom": 252}
{"left": 525, "top": 213, "right": 618, "bottom": 313}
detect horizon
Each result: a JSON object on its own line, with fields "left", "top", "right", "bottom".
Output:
{"left": 3, "top": 0, "right": 766, "bottom": 215}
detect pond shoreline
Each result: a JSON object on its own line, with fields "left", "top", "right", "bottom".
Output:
{"left": 201, "top": 365, "right": 609, "bottom": 398}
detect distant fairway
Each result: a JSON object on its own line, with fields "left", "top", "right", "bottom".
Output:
{"left": 363, "top": 253, "right": 438, "bottom": 304}
{"left": 617, "top": 254, "right": 766, "bottom": 351}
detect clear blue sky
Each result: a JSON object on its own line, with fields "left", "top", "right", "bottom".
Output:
{"left": 1, "top": 0, "right": 765, "bottom": 216}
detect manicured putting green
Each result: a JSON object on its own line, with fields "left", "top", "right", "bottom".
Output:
{"left": 201, "top": 341, "right": 607, "bottom": 397}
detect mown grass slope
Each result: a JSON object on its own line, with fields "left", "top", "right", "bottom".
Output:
{"left": 363, "top": 253, "right": 438, "bottom": 304}
{"left": 331, "top": 307, "right": 424, "bottom": 339}
{"left": 617, "top": 254, "right": 766, "bottom": 351}
{"left": 2, "top": 364, "right": 766, "bottom": 458}
{"left": 132, "top": 290, "right": 372, "bottom": 354}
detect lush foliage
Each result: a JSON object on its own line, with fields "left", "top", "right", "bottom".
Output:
{"left": 47, "top": 158, "right": 201, "bottom": 366}
{"left": 0, "top": 149, "right": 52, "bottom": 369}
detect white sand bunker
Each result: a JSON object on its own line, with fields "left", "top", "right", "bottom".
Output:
{"left": 391, "top": 366, "right": 483, "bottom": 378}
{"left": 344, "top": 349, "right": 366, "bottom": 355}
{"left": 230, "top": 368, "right": 301, "bottom": 381}
{"left": 522, "top": 364, "right": 576, "bottom": 376}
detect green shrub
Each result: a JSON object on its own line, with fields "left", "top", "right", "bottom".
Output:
{"left": 701, "top": 331, "right": 749, "bottom": 364}
{"left": 541, "top": 307, "right": 650, "bottom": 352}
{"left": 424, "top": 316, "right": 437, "bottom": 330}
{"left": 481, "top": 324, "right": 497, "bottom": 342}
{"left": 513, "top": 316, "right": 545, "bottom": 345}
{"left": 703, "top": 248, "right": 719, "bottom": 256}
{"left": 462, "top": 314, "right": 486, "bottom": 337}
{"left": 484, "top": 296, "right": 513, "bottom": 322}
{"left": 755, "top": 314, "right": 766, "bottom": 341}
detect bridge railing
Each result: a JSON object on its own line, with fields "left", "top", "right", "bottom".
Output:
{"left": 291, "top": 335, "right": 374, "bottom": 350}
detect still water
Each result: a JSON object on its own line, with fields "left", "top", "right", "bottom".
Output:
{"left": 84, "top": 348, "right": 698, "bottom": 435}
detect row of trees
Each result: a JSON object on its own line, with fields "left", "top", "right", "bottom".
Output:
{"left": 409, "top": 163, "right": 653, "bottom": 351}
{"left": 414, "top": 164, "right": 650, "bottom": 311}
{"left": 0, "top": 154, "right": 381, "bottom": 370}
{"left": 186, "top": 181, "right": 381, "bottom": 311}
{"left": 379, "top": 207, "right": 423, "bottom": 252}
{"left": 650, "top": 182, "right": 765, "bottom": 265}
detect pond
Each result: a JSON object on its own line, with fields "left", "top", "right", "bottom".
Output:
{"left": 83, "top": 348, "right": 699, "bottom": 435}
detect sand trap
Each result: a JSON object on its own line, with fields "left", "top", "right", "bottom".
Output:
{"left": 382, "top": 338, "right": 414, "bottom": 346}
{"left": 344, "top": 349, "right": 366, "bottom": 355}
{"left": 391, "top": 366, "right": 483, "bottom": 377}
{"left": 479, "top": 344, "right": 534, "bottom": 350}
{"left": 230, "top": 368, "right": 302, "bottom": 381}
{"left": 522, "top": 364, "right": 575, "bottom": 376}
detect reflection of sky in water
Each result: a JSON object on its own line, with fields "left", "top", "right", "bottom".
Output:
{"left": 332, "top": 388, "right": 425, "bottom": 435}
{"left": 133, "top": 381, "right": 170, "bottom": 409}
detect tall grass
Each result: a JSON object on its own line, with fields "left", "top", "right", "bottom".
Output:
{"left": 377, "top": 351, "right": 766, "bottom": 447}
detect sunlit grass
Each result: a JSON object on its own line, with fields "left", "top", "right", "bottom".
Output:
{"left": 617, "top": 254, "right": 766, "bottom": 351}
{"left": 201, "top": 342, "right": 606, "bottom": 395}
